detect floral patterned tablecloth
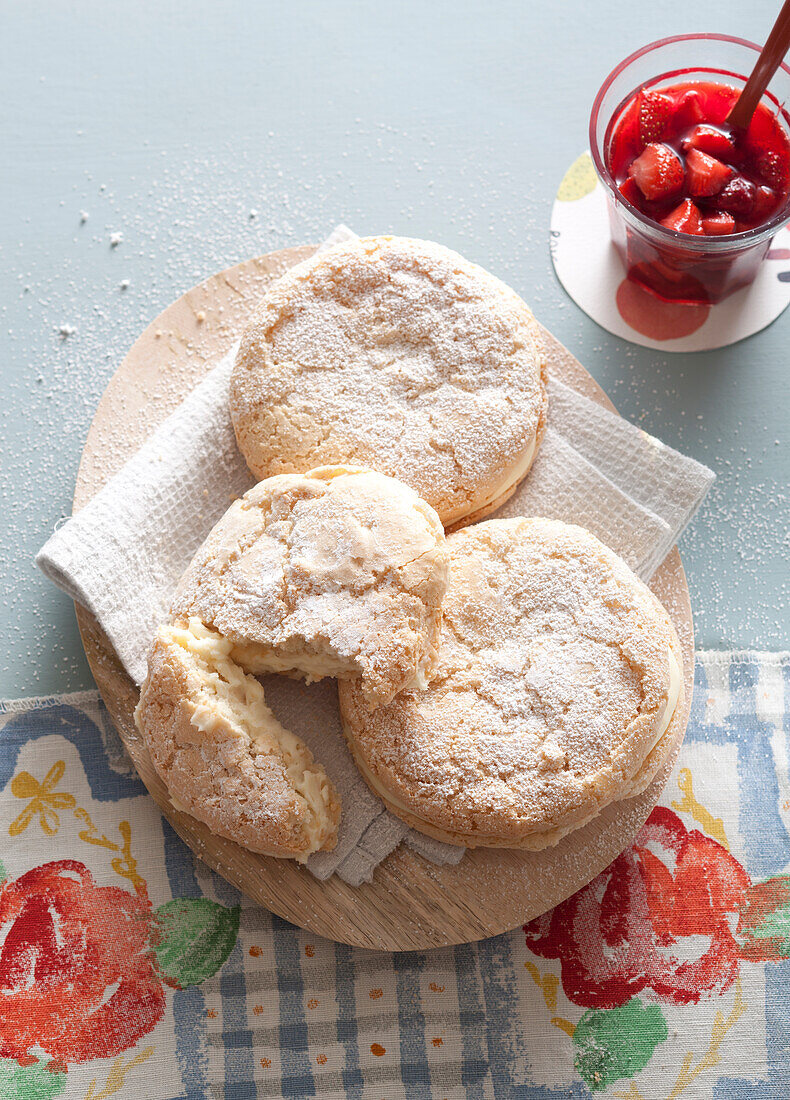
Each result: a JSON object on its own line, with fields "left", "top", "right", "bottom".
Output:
{"left": 1, "top": 651, "right": 788, "bottom": 1099}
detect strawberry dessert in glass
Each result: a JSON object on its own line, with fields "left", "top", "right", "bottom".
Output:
{"left": 590, "top": 35, "right": 790, "bottom": 304}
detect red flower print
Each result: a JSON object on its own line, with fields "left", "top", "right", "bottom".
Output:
{"left": 0, "top": 860, "right": 164, "bottom": 1066}
{"left": 524, "top": 807, "right": 751, "bottom": 1009}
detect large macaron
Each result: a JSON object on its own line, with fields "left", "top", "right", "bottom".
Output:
{"left": 135, "top": 465, "right": 449, "bottom": 860}
{"left": 339, "top": 517, "right": 684, "bottom": 850}
{"left": 230, "top": 235, "right": 547, "bottom": 529}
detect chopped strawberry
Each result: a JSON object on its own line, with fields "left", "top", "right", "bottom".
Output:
{"left": 752, "top": 148, "right": 789, "bottom": 191}
{"left": 716, "top": 175, "right": 756, "bottom": 215}
{"left": 661, "top": 199, "right": 704, "bottom": 234}
{"left": 701, "top": 212, "right": 736, "bottom": 235}
{"left": 638, "top": 90, "right": 674, "bottom": 144}
{"left": 628, "top": 143, "right": 685, "bottom": 201}
{"left": 685, "top": 148, "right": 732, "bottom": 197}
{"left": 682, "top": 123, "right": 736, "bottom": 159}
{"left": 618, "top": 177, "right": 642, "bottom": 206}
{"left": 675, "top": 89, "right": 706, "bottom": 128}
{"left": 752, "top": 184, "right": 778, "bottom": 220}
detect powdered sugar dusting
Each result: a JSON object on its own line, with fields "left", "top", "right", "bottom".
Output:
{"left": 341, "top": 517, "right": 681, "bottom": 846}
{"left": 171, "top": 467, "right": 448, "bottom": 704}
{"left": 230, "top": 236, "right": 547, "bottom": 526}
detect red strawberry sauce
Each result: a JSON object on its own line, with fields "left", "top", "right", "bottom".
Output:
{"left": 609, "top": 81, "right": 790, "bottom": 231}
{"left": 604, "top": 80, "right": 790, "bottom": 303}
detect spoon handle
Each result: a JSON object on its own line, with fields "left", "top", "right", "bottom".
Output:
{"left": 727, "top": 0, "right": 790, "bottom": 131}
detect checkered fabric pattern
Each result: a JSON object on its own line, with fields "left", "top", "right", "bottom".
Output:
{"left": 1, "top": 652, "right": 789, "bottom": 1099}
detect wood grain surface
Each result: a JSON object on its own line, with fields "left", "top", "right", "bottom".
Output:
{"left": 74, "top": 245, "right": 694, "bottom": 951}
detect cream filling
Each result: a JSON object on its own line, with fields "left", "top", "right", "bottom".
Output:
{"left": 233, "top": 629, "right": 435, "bottom": 701}
{"left": 231, "top": 642, "right": 352, "bottom": 684}
{"left": 476, "top": 431, "right": 538, "bottom": 511}
{"left": 348, "top": 645, "right": 682, "bottom": 843}
{"left": 349, "top": 748, "right": 456, "bottom": 833}
{"left": 349, "top": 750, "right": 508, "bottom": 844}
{"left": 442, "top": 431, "right": 538, "bottom": 527}
{"left": 645, "top": 647, "right": 682, "bottom": 755}
{"left": 166, "top": 619, "right": 336, "bottom": 856}
{"left": 407, "top": 663, "right": 431, "bottom": 694}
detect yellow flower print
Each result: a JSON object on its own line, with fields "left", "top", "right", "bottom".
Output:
{"left": 9, "top": 760, "right": 76, "bottom": 836}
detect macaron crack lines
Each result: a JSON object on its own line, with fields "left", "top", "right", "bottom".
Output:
{"left": 339, "top": 518, "right": 684, "bottom": 851}
{"left": 230, "top": 235, "right": 547, "bottom": 528}
{"left": 171, "top": 466, "right": 449, "bottom": 704}
{"left": 135, "top": 466, "right": 449, "bottom": 860}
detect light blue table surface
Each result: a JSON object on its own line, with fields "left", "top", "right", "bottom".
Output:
{"left": 1, "top": 0, "right": 787, "bottom": 699}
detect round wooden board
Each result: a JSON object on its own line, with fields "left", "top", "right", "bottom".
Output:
{"left": 74, "top": 245, "right": 695, "bottom": 952}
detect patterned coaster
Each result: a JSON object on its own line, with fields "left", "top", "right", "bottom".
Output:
{"left": 551, "top": 152, "right": 790, "bottom": 351}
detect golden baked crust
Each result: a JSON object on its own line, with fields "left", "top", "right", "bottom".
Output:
{"left": 171, "top": 466, "right": 449, "bottom": 705}
{"left": 135, "top": 466, "right": 449, "bottom": 862}
{"left": 135, "top": 620, "right": 340, "bottom": 860}
{"left": 230, "top": 236, "right": 547, "bottom": 527}
{"left": 339, "top": 518, "right": 684, "bottom": 850}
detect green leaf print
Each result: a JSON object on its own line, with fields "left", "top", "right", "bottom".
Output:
{"left": 151, "top": 898, "right": 240, "bottom": 987}
{"left": 573, "top": 997, "right": 668, "bottom": 1092}
{"left": 738, "top": 874, "right": 790, "bottom": 960}
{"left": 0, "top": 1058, "right": 66, "bottom": 1100}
